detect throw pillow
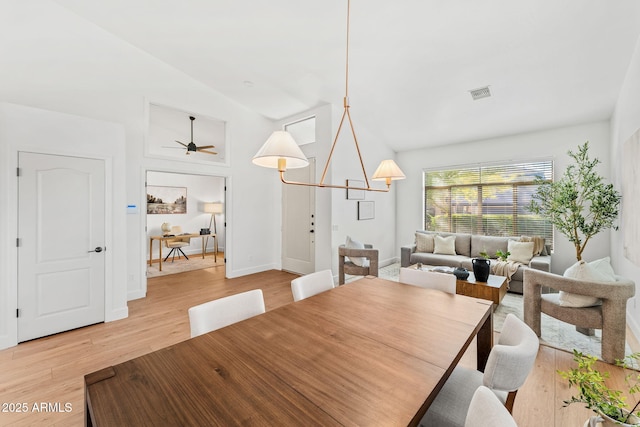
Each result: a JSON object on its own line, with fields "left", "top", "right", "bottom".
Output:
{"left": 345, "top": 236, "right": 369, "bottom": 267}
{"left": 433, "top": 235, "right": 456, "bottom": 255}
{"left": 519, "top": 235, "right": 546, "bottom": 256}
{"left": 506, "top": 240, "right": 535, "bottom": 264}
{"left": 559, "top": 260, "right": 612, "bottom": 307}
{"left": 589, "top": 257, "right": 616, "bottom": 281}
{"left": 415, "top": 233, "right": 434, "bottom": 253}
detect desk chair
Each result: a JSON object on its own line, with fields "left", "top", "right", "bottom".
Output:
{"left": 291, "top": 270, "right": 335, "bottom": 302}
{"left": 420, "top": 314, "right": 538, "bottom": 427}
{"left": 164, "top": 225, "right": 191, "bottom": 262}
{"left": 188, "top": 289, "right": 266, "bottom": 338}
{"left": 399, "top": 267, "right": 456, "bottom": 294}
{"left": 465, "top": 386, "right": 518, "bottom": 427}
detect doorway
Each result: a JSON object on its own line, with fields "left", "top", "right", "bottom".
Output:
{"left": 145, "top": 171, "right": 226, "bottom": 278}
{"left": 17, "top": 152, "right": 106, "bottom": 342}
{"left": 281, "top": 158, "right": 316, "bottom": 274}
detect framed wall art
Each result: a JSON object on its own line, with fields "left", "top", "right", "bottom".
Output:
{"left": 147, "top": 185, "right": 187, "bottom": 214}
{"left": 357, "top": 201, "right": 374, "bottom": 220}
{"left": 346, "top": 179, "right": 365, "bottom": 200}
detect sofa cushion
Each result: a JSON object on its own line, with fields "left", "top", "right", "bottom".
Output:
{"left": 507, "top": 240, "right": 535, "bottom": 264}
{"left": 471, "top": 235, "right": 509, "bottom": 258}
{"left": 434, "top": 235, "right": 456, "bottom": 255}
{"left": 410, "top": 253, "right": 467, "bottom": 268}
{"left": 519, "top": 235, "right": 546, "bottom": 256}
{"left": 415, "top": 232, "right": 434, "bottom": 253}
{"left": 415, "top": 231, "right": 471, "bottom": 257}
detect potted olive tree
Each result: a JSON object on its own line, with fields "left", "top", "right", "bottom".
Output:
{"left": 558, "top": 350, "right": 640, "bottom": 426}
{"left": 529, "top": 142, "right": 621, "bottom": 261}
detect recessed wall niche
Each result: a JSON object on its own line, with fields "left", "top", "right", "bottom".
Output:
{"left": 145, "top": 103, "right": 227, "bottom": 165}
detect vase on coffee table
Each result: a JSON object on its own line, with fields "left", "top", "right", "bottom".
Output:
{"left": 472, "top": 258, "right": 491, "bottom": 282}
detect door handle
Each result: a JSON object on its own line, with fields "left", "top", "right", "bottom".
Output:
{"left": 309, "top": 230, "right": 314, "bottom": 233}
{"left": 88, "top": 247, "right": 105, "bottom": 253}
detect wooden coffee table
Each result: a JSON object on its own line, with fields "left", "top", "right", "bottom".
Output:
{"left": 407, "top": 265, "right": 508, "bottom": 309}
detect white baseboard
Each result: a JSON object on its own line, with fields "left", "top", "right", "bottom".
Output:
{"left": 106, "top": 306, "right": 129, "bottom": 322}
{"left": 226, "top": 263, "right": 279, "bottom": 279}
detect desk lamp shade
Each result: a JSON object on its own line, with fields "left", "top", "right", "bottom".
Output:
{"left": 203, "top": 202, "right": 224, "bottom": 214}
{"left": 203, "top": 202, "right": 224, "bottom": 235}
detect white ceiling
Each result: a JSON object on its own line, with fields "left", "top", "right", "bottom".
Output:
{"left": 53, "top": 0, "right": 640, "bottom": 152}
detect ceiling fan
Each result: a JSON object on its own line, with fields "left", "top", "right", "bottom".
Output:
{"left": 174, "top": 116, "right": 217, "bottom": 155}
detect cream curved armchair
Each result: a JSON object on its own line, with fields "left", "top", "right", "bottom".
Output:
{"left": 420, "top": 314, "right": 538, "bottom": 427}
{"left": 523, "top": 269, "right": 635, "bottom": 363}
{"left": 338, "top": 244, "right": 378, "bottom": 285}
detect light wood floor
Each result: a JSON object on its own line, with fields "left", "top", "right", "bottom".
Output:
{"left": 0, "top": 263, "right": 636, "bottom": 426}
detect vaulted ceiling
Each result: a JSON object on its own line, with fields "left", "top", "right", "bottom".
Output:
{"left": 54, "top": 0, "right": 640, "bottom": 151}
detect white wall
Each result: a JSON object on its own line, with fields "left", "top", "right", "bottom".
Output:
{"left": 0, "top": 102, "right": 128, "bottom": 350}
{"left": 330, "top": 115, "right": 401, "bottom": 273}
{"left": 0, "top": 0, "right": 279, "bottom": 348}
{"left": 275, "top": 103, "right": 401, "bottom": 279}
{"left": 611, "top": 34, "right": 640, "bottom": 341}
{"left": 146, "top": 171, "right": 225, "bottom": 259}
{"left": 396, "top": 121, "right": 613, "bottom": 275}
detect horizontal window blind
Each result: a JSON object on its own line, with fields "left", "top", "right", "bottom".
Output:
{"left": 424, "top": 161, "right": 553, "bottom": 247}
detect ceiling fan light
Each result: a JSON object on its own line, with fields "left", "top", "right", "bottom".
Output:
{"left": 252, "top": 131, "right": 309, "bottom": 170}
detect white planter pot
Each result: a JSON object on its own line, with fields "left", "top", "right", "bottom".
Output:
{"left": 587, "top": 411, "right": 640, "bottom": 427}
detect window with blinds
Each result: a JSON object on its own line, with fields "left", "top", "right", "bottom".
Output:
{"left": 424, "top": 160, "right": 553, "bottom": 246}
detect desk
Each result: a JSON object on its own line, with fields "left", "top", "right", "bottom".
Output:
{"left": 85, "top": 277, "right": 493, "bottom": 426}
{"left": 148, "top": 233, "right": 216, "bottom": 272}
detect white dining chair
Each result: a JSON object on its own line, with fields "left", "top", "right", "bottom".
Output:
{"left": 399, "top": 267, "right": 456, "bottom": 294}
{"left": 291, "top": 269, "right": 335, "bottom": 302}
{"left": 464, "top": 386, "right": 518, "bottom": 427}
{"left": 188, "top": 289, "right": 265, "bottom": 338}
{"left": 420, "top": 313, "right": 538, "bottom": 427}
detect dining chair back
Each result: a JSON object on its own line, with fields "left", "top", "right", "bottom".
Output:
{"left": 399, "top": 267, "right": 456, "bottom": 294}
{"left": 464, "top": 386, "right": 518, "bottom": 427}
{"left": 420, "top": 313, "right": 538, "bottom": 427}
{"left": 188, "top": 289, "right": 265, "bottom": 338}
{"left": 291, "top": 270, "right": 335, "bottom": 302}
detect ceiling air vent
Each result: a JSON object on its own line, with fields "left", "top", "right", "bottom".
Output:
{"left": 469, "top": 86, "right": 491, "bottom": 100}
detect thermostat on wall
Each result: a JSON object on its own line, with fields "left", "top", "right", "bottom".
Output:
{"left": 127, "top": 204, "right": 139, "bottom": 214}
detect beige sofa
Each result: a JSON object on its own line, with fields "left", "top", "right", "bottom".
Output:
{"left": 401, "top": 230, "right": 551, "bottom": 294}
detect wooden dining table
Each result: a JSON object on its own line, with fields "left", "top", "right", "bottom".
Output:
{"left": 84, "top": 276, "right": 493, "bottom": 426}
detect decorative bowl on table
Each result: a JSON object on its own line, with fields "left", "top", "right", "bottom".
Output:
{"left": 453, "top": 267, "right": 470, "bottom": 280}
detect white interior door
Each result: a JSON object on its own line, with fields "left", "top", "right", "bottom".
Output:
{"left": 18, "top": 152, "right": 106, "bottom": 342}
{"left": 282, "top": 158, "right": 315, "bottom": 274}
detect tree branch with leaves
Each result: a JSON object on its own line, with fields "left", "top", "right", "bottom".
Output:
{"left": 529, "top": 142, "right": 621, "bottom": 261}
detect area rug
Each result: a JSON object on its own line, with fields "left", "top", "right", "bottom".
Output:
{"left": 147, "top": 254, "right": 224, "bottom": 278}
{"left": 374, "top": 263, "right": 632, "bottom": 360}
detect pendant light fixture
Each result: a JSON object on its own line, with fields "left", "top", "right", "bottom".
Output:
{"left": 252, "top": 0, "right": 405, "bottom": 192}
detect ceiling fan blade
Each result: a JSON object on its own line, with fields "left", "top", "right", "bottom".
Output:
{"left": 175, "top": 140, "right": 188, "bottom": 148}
{"left": 196, "top": 145, "right": 215, "bottom": 149}
{"left": 198, "top": 149, "right": 218, "bottom": 155}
